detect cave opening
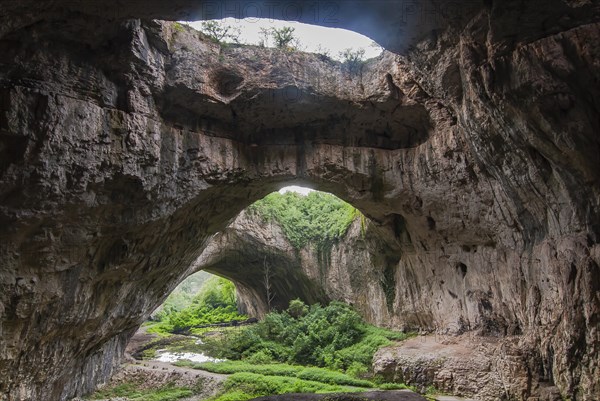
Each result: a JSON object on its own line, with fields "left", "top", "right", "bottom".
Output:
{"left": 116, "top": 185, "right": 416, "bottom": 401}
{"left": 182, "top": 17, "right": 383, "bottom": 61}
{"left": 160, "top": 18, "right": 433, "bottom": 149}
{"left": 146, "top": 184, "right": 373, "bottom": 325}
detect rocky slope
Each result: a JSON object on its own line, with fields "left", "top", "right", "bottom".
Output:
{"left": 0, "top": 1, "right": 599, "bottom": 400}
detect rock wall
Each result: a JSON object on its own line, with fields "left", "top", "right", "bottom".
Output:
{"left": 193, "top": 210, "right": 397, "bottom": 327}
{"left": 0, "top": 1, "right": 599, "bottom": 400}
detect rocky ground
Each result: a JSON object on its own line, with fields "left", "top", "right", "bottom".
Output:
{"left": 374, "top": 335, "right": 563, "bottom": 401}
{"left": 71, "top": 328, "right": 225, "bottom": 401}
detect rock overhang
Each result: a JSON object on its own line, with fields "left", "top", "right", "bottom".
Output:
{"left": 0, "top": 1, "right": 599, "bottom": 400}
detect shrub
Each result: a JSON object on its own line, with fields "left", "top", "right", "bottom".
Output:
{"left": 346, "top": 361, "right": 369, "bottom": 378}
{"left": 248, "top": 191, "right": 360, "bottom": 249}
{"left": 245, "top": 349, "right": 275, "bottom": 364}
{"left": 222, "top": 372, "right": 351, "bottom": 396}
{"left": 199, "top": 20, "right": 241, "bottom": 44}
{"left": 270, "top": 26, "right": 296, "bottom": 49}
{"left": 201, "top": 300, "right": 405, "bottom": 373}
{"left": 288, "top": 298, "right": 309, "bottom": 318}
{"left": 87, "top": 382, "right": 194, "bottom": 401}
{"left": 193, "top": 361, "right": 372, "bottom": 388}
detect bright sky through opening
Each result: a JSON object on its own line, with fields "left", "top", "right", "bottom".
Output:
{"left": 185, "top": 18, "right": 383, "bottom": 60}
{"left": 279, "top": 186, "right": 314, "bottom": 196}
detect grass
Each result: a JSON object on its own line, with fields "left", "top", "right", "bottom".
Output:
{"left": 85, "top": 383, "right": 193, "bottom": 401}
{"left": 208, "top": 372, "right": 361, "bottom": 401}
{"left": 177, "top": 360, "right": 374, "bottom": 388}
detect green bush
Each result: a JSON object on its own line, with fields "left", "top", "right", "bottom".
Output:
{"left": 270, "top": 26, "right": 296, "bottom": 49}
{"left": 346, "top": 361, "right": 369, "bottom": 378}
{"left": 191, "top": 361, "right": 372, "bottom": 388}
{"left": 151, "top": 271, "right": 210, "bottom": 322}
{"left": 218, "top": 372, "right": 356, "bottom": 398}
{"left": 288, "top": 298, "right": 309, "bottom": 318}
{"left": 209, "top": 390, "right": 255, "bottom": 401}
{"left": 86, "top": 383, "right": 194, "bottom": 401}
{"left": 245, "top": 349, "right": 275, "bottom": 364}
{"left": 248, "top": 191, "right": 360, "bottom": 249}
{"left": 201, "top": 300, "right": 409, "bottom": 375}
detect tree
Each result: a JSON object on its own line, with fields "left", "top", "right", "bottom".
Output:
{"left": 338, "top": 48, "right": 366, "bottom": 73}
{"left": 270, "top": 26, "right": 296, "bottom": 49}
{"left": 258, "top": 27, "right": 270, "bottom": 47}
{"left": 262, "top": 255, "right": 275, "bottom": 311}
{"left": 199, "top": 20, "right": 241, "bottom": 44}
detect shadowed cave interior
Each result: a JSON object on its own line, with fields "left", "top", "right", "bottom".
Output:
{"left": 0, "top": 1, "right": 599, "bottom": 401}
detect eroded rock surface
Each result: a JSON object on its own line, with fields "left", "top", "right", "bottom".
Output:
{"left": 194, "top": 210, "right": 399, "bottom": 325}
{"left": 374, "top": 335, "right": 564, "bottom": 401}
{"left": 0, "top": 1, "right": 599, "bottom": 400}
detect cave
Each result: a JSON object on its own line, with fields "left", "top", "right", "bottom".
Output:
{"left": 0, "top": 1, "right": 599, "bottom": 400}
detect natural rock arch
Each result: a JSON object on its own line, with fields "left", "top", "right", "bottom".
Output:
{"left": 0, "top": 1, "right": 599, "bottom": 400}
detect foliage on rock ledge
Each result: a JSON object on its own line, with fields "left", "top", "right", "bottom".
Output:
{"left": 248, "top": 191, "right": 361, "bottom": 249}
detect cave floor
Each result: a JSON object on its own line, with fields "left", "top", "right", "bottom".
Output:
{"left": 77, "top": 327, "right": 434, "bottom": 401}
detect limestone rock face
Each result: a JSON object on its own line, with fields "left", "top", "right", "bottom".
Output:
{"left": 194, "top": 210, "right": 396, "bottom": 326}
{"left": 373, "top": 335, "right": 565, "bottom": 401}
{"left": 0, "top": 1, "right": 599, "bottom": 400}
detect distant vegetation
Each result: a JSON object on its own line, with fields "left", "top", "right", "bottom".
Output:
{"left": 151, "top": 271, "right": 210, "bottom": 320}
{"left": 149, "top": 275, "right": 247, "bottom": 335}
{"left": 248, "top": 191, "right": 360, "bottom": 249}
{"left": 141, "top": 284, "right": 412, "bottom": 400}
{"left": 182, "top": 20, "right": 380, "bottom": 62}
{"left": 339, "top": 47, "right": 367, "bottom": 73}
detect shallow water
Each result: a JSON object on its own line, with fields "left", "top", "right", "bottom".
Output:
{"left": 154, "top": 349, "right": 224, "bottom": 363}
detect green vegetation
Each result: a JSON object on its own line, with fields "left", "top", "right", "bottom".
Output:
{"left": 169, "top": 300, "right": 413, "bottom": 400}
{"left": 248, "top": 191, "right": 360, "bottom": 249}
{"left": 257, "top": 26, "right": 302, "bottom": 51}
{"left": 85, "top": 382, "right": 194, "bottom": 401}
{"left": 176, "top": 361, "right": 373, "bottom": 388}
{"left": 172, "top": 22, "right": 185, "bottom": 33}
{"left": 140, "top": 298, "right": 411, "bottom": 401}
{"left": 210, "top": 372, "right": 359, "bottom": 401}
{"left": 151, "top": 271, "right": 210, "bottom": 321}
{"left": 270, "top": 26, "right": 297, "bottom": 49}
{"left": 201, "top": 300, "right": 409, "bottom": 373}
{"left": 198, "top": 20, "right": 241, "bottom": 44}
{"left": 148, "top": 275, "right": 246, "bottom": 335}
